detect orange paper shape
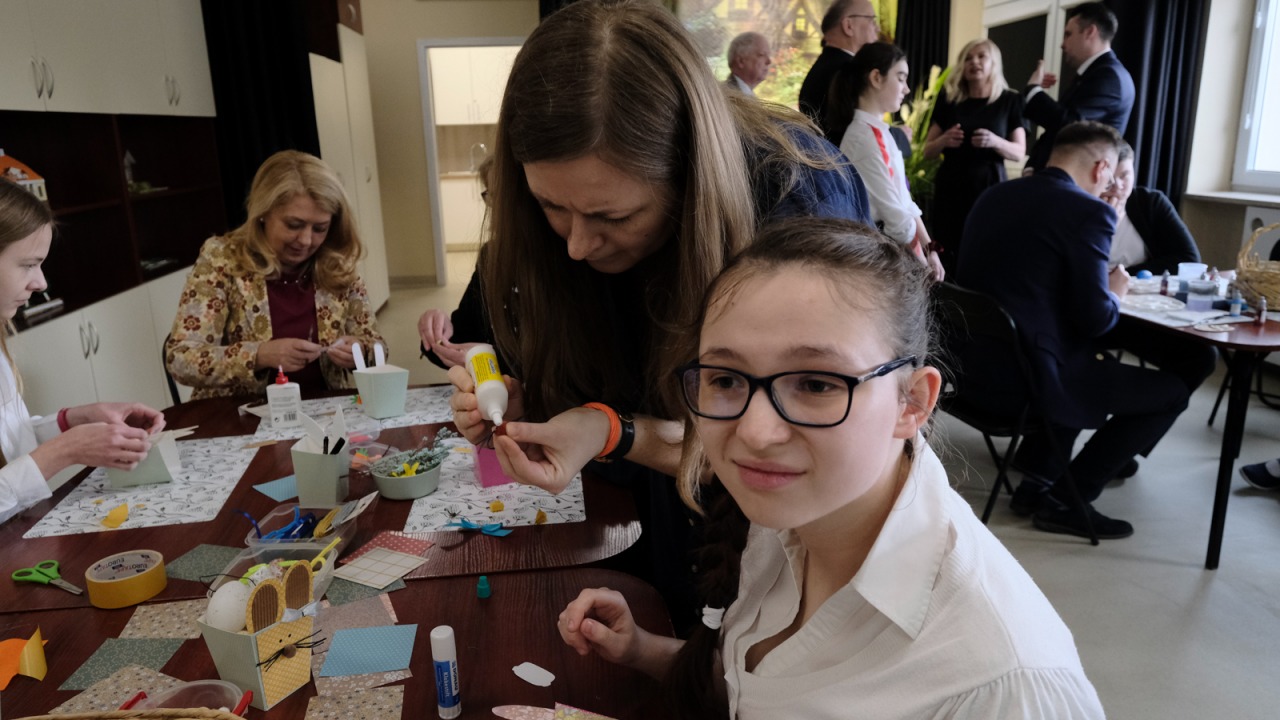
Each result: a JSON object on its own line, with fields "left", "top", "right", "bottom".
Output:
{"left": 0, "top": 627, "right": 49, "bottom": 690}
{"left": 102, "top": 503, "right": 130, "bottom": 528}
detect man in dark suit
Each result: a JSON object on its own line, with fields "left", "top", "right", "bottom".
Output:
{"left": 956, "top": 121, "right": 1189, "bottom": 540}
{"left": 1023, "top": 2, "right": 1135, "bottom": 171}
{"left": 798, "top": 1, "right": 910, "bottom": 156}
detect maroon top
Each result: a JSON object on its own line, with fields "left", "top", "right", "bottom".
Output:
{"left": 266, "top": 267, "right": 325, "bottom": 390}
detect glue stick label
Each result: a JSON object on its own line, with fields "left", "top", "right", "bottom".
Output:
{"left": 434, "top": 658, "right": 460, "bottom": 709}
{"left": 469, "top": 351, "right": 502, "bottom": 385}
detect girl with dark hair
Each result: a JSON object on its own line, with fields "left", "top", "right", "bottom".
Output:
{"left": 829, "top": 42, "right": 944, "bottom": 281}
{"left": 557, "top": 218, "right": 1104, "bottom": 718}
{"left": 1, "top": 180, "right": 165, "bottom": 525}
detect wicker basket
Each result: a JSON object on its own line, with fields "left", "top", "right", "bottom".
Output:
{"left": 17, "top": 710, "right": 242, "bottom": 720}
{"left": 1235, "top": 221, "right": 1280, "bottom": 306}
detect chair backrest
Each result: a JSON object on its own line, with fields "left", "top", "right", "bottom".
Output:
{"left": 162, "top": 332, "right": 181, "bottom": 406}
{"left": 932, "top": 282, "right": 1034, "bottom": 418}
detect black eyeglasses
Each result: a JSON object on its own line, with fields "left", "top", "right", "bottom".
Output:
{"left": 846, "top": 13, "right": 879, "bottom": 24}
{"left": 677, "top": 356, "right": 918, "bottom": 428}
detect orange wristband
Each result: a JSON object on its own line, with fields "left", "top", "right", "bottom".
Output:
{"left": 582, "top": 402, "right": 621, "bottom": 460}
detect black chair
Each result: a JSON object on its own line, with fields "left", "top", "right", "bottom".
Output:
{"left": 162, "top": 333, "right": 182, "bottom": 406}
{"left": 1206, "top": 351, "right": 1279, "bottom": 427}
{"left": 932, "top": 282, "right": 1098, "bottom": 545}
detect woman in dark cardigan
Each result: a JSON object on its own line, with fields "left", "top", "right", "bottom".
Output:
{"left": 1104, "top": 143, "right": 1200, "bottom": 275}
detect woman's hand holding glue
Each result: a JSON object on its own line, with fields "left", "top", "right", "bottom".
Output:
{"left": 447, "top": 365, "right": 524, "bottom": 446}
{"left": 464, "top": 344, "right": 508, "bottom": 426}
{"left": 491, "top": 407, "right": 610, "bottom": 495}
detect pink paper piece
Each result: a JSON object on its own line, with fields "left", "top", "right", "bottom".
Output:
{"left": 475, "top": 446, "right": 517, "bottom": 487}
{"left": 340, "top": 531, "right": 434, "bottom": 565}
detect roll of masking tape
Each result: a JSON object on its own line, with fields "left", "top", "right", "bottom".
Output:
{"left": 84, "top": 550, "right": 167, "bottom": 609}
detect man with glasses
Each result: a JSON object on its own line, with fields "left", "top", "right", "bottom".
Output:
{"left": 955, "top": 121, "right": 1190, "bottom": 541}
{"left": 799, "top": 1, "right": 912, "bottom": 156}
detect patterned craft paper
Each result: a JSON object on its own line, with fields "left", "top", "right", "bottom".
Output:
{"left": 165, "top": 544, "right": 242, "bottom": 583}
{"left": 340, "top": 530, "right": 434, "bottom": 565}
{"left": 252, "top": 386, "right": 454, "bottom": 442}
{"left": 59, "top": 638, "right": 184, "bottom": 691}
{"left": 24, "top": 436, "right": 258, "bottom": 538}
{"left": 254, "top": 474, "right": 299, "bottom": 502}
{"left": 48, "top": 664, "right": 181, "bottom": 715}
{"left": 314, "top": 668, "right": 411, "bottom": 696}
{"left": 402, "top": 438, "right": 586, "bottom": 532}
{"left": 311, "top": 594, "right": 409, "bottom": 695}
{"left": 119, "top": 599, "right": 209, "bottom": 639}
{"left": 319, "top": 624, "right": 417, "bottom": 677}
{"left": 305, "top": 685, "right": 404, "bottom": 720}
{"left": 324, "top": 577, "right": 405, "bottom": 606}
{"left": 332, "top": 548, "right": 426, "bottom": 589}
{"left": 256, "top": 617, "right": 315, "bottom": 708}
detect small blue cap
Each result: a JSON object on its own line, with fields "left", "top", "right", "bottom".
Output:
{"left": 477, "top": 575, "right": 491, "bottom": 599}
{"left": 1136, "top": 270, "right": 1153, "bottom": 279}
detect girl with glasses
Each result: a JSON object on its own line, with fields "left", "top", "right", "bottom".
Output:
{"left": 557, "top": 218, "right": 1103, "bottom": 718}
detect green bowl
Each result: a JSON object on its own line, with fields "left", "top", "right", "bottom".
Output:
{"left": 372, "top": 460, "right": 442, "bottom": 500}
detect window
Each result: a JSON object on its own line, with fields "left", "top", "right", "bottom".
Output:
{"left": 1234, "top": 0, "right": 1280, "bottom": 192}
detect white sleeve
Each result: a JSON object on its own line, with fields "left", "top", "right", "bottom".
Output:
{"left": 0, "top": 455, "right": 52, "bottom": 526}
{"left": 933, "top": 667, "right": 1106, "bottom": 720}
{"left": 839, "top": 123, "right": 918, "bottom": 244}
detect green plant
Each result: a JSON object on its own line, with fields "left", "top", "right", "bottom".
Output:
{"left": 898, "top": 64, "right": 951, "bottom": 204}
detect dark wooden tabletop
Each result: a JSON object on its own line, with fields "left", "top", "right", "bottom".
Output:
{"left": 2, "top": 568, "right": 672, "bottom": 720}
{"left": 1118, "top": 313, "right": 1280, "bottom": 352}
{"left": 2, "top": 394, "right": 642, "bottom": 614}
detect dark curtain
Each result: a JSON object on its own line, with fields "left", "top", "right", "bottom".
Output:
{"left": 201, "top": 0, "right": 321, "bottom": 227}
{"left": 896, "top": 0, "right": 953, "bottom": 94}
{"left": 1109, "top": 0, "right": 1209, "bottom": 208}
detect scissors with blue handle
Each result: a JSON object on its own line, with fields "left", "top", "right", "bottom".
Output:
{"left": 12, "top": 559, "right": 84, "bottom": 595}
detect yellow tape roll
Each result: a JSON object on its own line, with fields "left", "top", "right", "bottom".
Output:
{"left": 84, "top": 550, "right": 167, "bottom": 609}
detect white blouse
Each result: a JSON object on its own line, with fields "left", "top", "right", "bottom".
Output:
{"left": 839, "top": 109, "right": 922, "bottom": 245}
{"left": 721, "top": 440, "right": 1104, "bottom": 719}
{"left": 1, "top": 355, "right": 57, "bottom": 525}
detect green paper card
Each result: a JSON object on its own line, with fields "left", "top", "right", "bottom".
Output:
{"left": 166, "top": 544, "right": 242, "bottom": 583}
{"left": 60, "top": 638, "right": 184, "bottom": 691}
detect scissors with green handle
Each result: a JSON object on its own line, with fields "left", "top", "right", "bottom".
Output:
{"left": 12, "top": 559, "right": 84, "bottom": 595}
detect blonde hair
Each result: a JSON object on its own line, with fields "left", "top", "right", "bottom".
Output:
{"left": 482, "top": 0, "right": 834, "bottom": 419}
{"left": 224, "top": 150, "right": 362, "bottom": 295}
{"left": 0, "top": 179, "right": 53, "bottom": 388}
{"left": 943, "top": 38, "right": 1010, "bottom": 104}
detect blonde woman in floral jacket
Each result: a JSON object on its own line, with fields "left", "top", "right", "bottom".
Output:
{"left": 165, "top": 151, "right": 384, "bottom": 399}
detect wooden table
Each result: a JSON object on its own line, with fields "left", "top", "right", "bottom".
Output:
{"left": 2, "top": 394, "right": 642, "bottom": 614}
{"left": 2, "top": 568, "right": 672, "bottom": 719}
{"left": 1117, "top": 314, "right": 1280, "bottom": 569}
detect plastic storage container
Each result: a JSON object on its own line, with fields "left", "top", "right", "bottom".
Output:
{"left": 134, "top": 679, "right": 246, "bottom": 711}
{"left": 243, "top": 501, "right": 370, "bottom": 559}
{"left": 208, "top": 544, "right": 337, "bottom": 600}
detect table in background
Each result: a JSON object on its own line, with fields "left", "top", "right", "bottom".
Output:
{"left": 1116, "top": 314, "right": 1280, "bottom": 569}
{"left": 2, "top": 568, "right": 671, "bottom": 720}
{"left": 1, "top": 395, "right": 642, "bottom": 614}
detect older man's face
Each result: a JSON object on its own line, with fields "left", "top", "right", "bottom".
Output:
{"left": 847, "top": 0, "right": 880, "bottom": 48}
{"left": 737, "top": 38, "right": 772, "bottom": 88}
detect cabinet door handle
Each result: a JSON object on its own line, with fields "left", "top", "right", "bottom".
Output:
{"left": 174, "top": 78, "right": 181, "bottom": 106}
{"left": 88, "top": 322, "right": 100, "bottom": 355}
{"left": 366, "top": 166, "right": 372, "bottom": 182}
{"left": 31, "top": 57, "right": 43, "bottom": 98}
{"left": 42, "top": 59, "right": 53, "bottom": 99}
{"left": 165, "top": 75, "right": 173, "bottom": 105}
{"left": 79, "top": 324, "right": 90, "bottom": 359}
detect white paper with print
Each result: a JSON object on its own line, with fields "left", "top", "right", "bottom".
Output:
{"left": 250, "top": 387, "right": 455, "bottom": 442}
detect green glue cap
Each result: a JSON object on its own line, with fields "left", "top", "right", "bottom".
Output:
{"left": 476, "top": 575, "right": 491, "bottom": 599}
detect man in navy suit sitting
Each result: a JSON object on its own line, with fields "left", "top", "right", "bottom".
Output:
{"left": 956, "top": 122, "right": 1189, "bottom": 540}
{"left": 1024, "top": 2, "right": 1135, "bottom": 171}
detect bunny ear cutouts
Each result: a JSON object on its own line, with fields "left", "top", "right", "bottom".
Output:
{"left": 283, "top": 562, "right": 314, "bottom": 610}
{"left": 246, "top": 577, "right": 285, "bottom": 633}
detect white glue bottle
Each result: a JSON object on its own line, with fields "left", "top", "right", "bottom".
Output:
{"left": 430, "top": 625, "right": 462, "bottom": 719}
{"left": 464, "top": 344, "right": 508, "bottom": 426}
{"left": 266, "top": 366, "right": 302, "bottom": 429}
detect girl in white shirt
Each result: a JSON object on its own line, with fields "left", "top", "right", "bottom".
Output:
{"left": 0, "top": 179, "right": 165, "bottom": 526}
{"left": 557, "top": 218, "right": 1103, "bottom": 719}
{"left": 829, "top": 42, "right": 944, "bottom": 281}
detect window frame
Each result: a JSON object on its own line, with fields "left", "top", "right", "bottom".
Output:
{"left": 1233, "top": 0, "right": 1280, "bottom": 192}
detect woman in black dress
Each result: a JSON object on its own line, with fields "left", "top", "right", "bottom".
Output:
{"left": 924, "top": 39, "right": 1026, "bottom": 274}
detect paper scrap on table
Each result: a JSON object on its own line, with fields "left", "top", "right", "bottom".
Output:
{"left": 493, "top": 705, "right": 617, "bottom": 720}
{"left": 311, "top": 594, "right": 407, "bottom": 694}
{"left": 319, "top": 624, "right": 418, "bottom": 677}
{"left": 119, "top": 598, "right": 209, "bottom": 639}
{"left": 333, "top": 548, "right": 426, "bottom": 589}
{"left": 306, "top": 685, "right": 404, "bottom": 720}
{"left": 553, "top": 704, "right": 619, "bottom": 719}
{"left": 59, "top": 638, "right": 184, "bottom": 691}
{"left": 102, "top": 503, "right": 130, "bottom": 528}
{"left": 513, "top": 661, "right": 555, "bottom": 687}
{"left": 48, "top": 664, "right": 181, "bottom": 715}
{"left": 166, "top": 544, "right": 242, "bottom": 583}
{"left": 324, "top": 577, "right": 405, "bottom": 606}
{"left": 340, "top": 530, "right": 434, "bottom": 565}
{"left": 254, "top": 474, "right": 299, "bottom": 502}
{"left": 314, "top": 668, "right": 411, "bottom": 697}
{"left": 0, "top": 628, "right": 47, "bottom": 690}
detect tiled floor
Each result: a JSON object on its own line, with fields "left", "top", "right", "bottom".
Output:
{"left": 377, "top": 255, "right": 1280, "bottom": 718}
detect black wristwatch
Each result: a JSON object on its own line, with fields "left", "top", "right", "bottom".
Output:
{"left": 602, "top": 411, "right": 635, "bottom": 462}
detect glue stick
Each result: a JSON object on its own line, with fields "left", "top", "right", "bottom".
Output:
{"left": 266, "top": 366, "right": 302, "bottom": 429}
{"left": 431, "top": 625, "right": 462, "bottom": 718}
{"left": 465, "top": 344, "right": 508, "bottom": 426}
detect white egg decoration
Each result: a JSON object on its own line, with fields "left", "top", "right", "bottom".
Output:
{"left": 206, "top": 581, "right": 251, "bottom": 632}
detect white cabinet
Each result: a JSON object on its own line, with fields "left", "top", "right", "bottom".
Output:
{"left": 10, "top": 285, "right": 169, "bottom": 416}
{"left": 439, "top": 174, "right": 487, "bottom": 248}
{"left": 310, "top": 28, "right": 391, "bottom": 311}
{"left": 0, "top": 0, "right": 214, "bottom": 116}
{"left": 147, "top": 267, "right": 194, "bottom": 404}
{"left": 427, "top": 46, "right": 520, "bottom": 125}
